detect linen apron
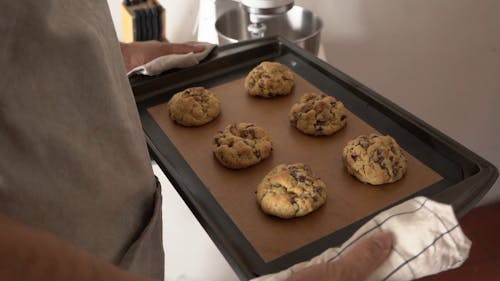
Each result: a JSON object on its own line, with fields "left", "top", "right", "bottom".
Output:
{"left": 0, "top": 1, "right": 163, "bottom": 279}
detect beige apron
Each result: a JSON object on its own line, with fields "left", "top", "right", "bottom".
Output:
{"left": 0, "top": 1, "right": 163, "bottom": 279}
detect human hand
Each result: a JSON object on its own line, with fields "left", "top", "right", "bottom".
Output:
{"left": 120, "top": 41, "right": 206, "bottom": 72}
{"left": 286, "top": 232, "right": 393, "bottom": 281}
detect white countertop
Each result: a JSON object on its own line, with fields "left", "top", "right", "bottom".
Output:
{"left": 154, "top": 163, "right": 239, "bottom": 281}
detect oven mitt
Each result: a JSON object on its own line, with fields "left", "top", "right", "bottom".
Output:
{"left": 252, "top": 197, "right": 471, "bottom": 281}
{"left": 127, "top": 42, "right": 216, "bottom": 76}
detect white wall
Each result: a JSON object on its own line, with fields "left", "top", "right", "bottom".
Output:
{"left": 107, "top": 0, "right": 499, "bottom": 205}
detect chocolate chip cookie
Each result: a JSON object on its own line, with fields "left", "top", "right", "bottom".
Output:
{"left": 256, "top": 163, "right": 327, "bottom": 219}
{"left": 244, "top": 61, "right": 294, "bottom": 98}
{"left": 342, "top": 133, "right": 407, "bottom": 185}
{"left": 168, "top": 87, "right": 221, "bottom": 126}
{"left": 289, "top": 92, "right": 347, "bottom": 136}
{"left": 212, "top": 123, "right": 273, "bottom": 169}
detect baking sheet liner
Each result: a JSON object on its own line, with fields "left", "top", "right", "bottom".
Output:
{"left": 147, "top": 75, "right": 442, "bottom": 262}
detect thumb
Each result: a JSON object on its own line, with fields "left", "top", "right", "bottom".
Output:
{"left": 328, "top": 232, "right": 393, "bottom": 281}
{"left": 286, "top": 232, "right": 393, "bottom": 281}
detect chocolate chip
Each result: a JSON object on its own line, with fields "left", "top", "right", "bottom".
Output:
{"left": 351, "top": 154, "right": 359, "bottom": 161}
{"left": 313, "top": 186, "right": 323, "bottom": 193}
{"left": 298, "top": 175, "right": 306, "bottom": 182}
{"left": 340, "top": 115, "right": 346, "bottom": 121}
{"left": 254, "top": 150, "right": 261, "bottom": 158}
{"left": 373, "top": 149, "right": 385, "bottom": 164}
{"left": 393, "top": 166, "right": 400, "bottom": 175}
{"left": 249, "top": 129, "right": 256, "bottom": 138}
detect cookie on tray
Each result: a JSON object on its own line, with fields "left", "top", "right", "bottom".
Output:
{"left": 244, "top": 61, "right": 294, "bottom": 98}
{"left": 342, "top": 133, "right": 407, "bottom": 185}
{"left": 256, "top": 163, "right": 327, "bottom": 219}
{"left": 212, "top": 123, "right": 272, "bottom": 169}
{"left": 289, "top": 92, "right": 347, "bottom": 136}
{"left": 167, "top": 87, "right": 221, "bottom": 126}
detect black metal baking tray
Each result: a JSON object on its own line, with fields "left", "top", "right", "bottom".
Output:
{"left": 133, "top": 37, "right": 498, "bottom": 280}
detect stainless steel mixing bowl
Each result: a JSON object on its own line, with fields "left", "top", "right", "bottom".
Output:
{"left": 215, "top": 6, "right": 322, "bottom": 55}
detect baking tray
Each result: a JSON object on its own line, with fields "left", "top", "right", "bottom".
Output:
{"left": 133, "top": 37, "right": 498, "bottom": 280}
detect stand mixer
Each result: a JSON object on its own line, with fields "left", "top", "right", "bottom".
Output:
{"left": 240, "top": 0, "right": 294, "bottom": 15}
{"left": 209, "top": 0, "right": 322, "bottom": 55}
{"left": 239, "top": 0, "right": 294, "bottom": 38}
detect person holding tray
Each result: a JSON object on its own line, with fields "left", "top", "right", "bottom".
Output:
{"left": 0, "top": 1, "right": 392, "bottom": 281}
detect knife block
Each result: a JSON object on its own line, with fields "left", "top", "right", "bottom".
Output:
{"left": 121, "top": 0, "right": 166, "bottom": 42}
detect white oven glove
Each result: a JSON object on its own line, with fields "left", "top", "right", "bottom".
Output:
{"left": 252, "top": 196, "right": 471, "bottom": 281}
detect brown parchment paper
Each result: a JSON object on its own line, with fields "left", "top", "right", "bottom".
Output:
{"left": 148, "top": 75, "right": 442, "bottom": 262}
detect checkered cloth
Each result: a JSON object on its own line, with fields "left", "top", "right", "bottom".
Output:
{"left": 127, "top": 42, "right": 216, "bottom": 76}
{"left": 252, "top": 197, "right": 471, "bottom": 281}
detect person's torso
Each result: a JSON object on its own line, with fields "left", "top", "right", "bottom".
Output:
{"left": 0, "top": 0, "right": 160, "bottom": 274}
